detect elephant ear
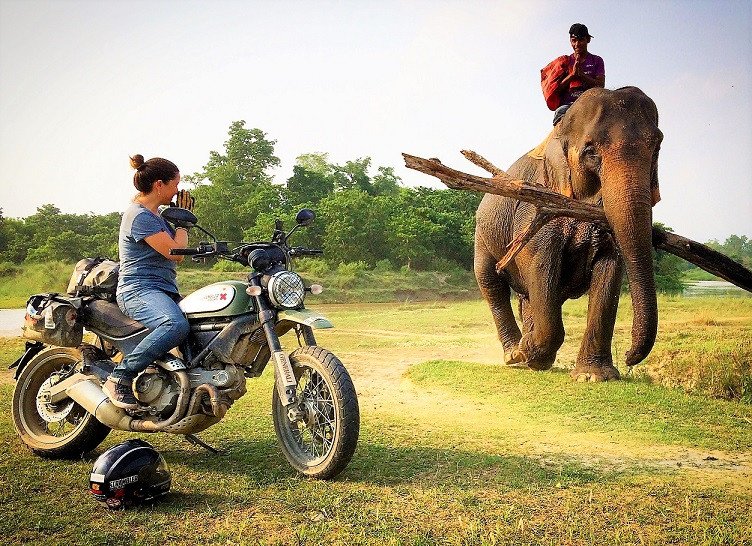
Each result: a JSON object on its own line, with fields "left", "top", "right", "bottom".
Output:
{"left": 542, "top": 132, "right": 575, "bottom": 198}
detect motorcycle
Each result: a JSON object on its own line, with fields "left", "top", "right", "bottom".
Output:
{"left": 11, "top": 207, "right": 359, "bottom": 480}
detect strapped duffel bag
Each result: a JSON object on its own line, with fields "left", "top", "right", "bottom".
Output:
{"left": 67, "top": 257, "right": 119, "bottom": 301}
{"left": 22, "top": 293, "right": 84, "bottom": 347}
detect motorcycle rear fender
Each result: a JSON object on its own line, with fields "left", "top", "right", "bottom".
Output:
{"left": 10, "top": 341, "right": 45, "bottom": 380}
{"left": 277, "top": 308, "right": 333, "bottom": 329}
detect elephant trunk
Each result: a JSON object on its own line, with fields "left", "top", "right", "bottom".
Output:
{"left": 601, "top": 164, "right": 658, "bottom": 367}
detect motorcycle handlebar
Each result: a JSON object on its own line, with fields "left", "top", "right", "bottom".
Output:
{"left": 170, "top": 248, "right": 200, "bottom": 255}
{"left": 170, "top": 243, "right": 322, "bottom": 260}
{"left": 289, "top": 247, "right": 323, "bottom": 257}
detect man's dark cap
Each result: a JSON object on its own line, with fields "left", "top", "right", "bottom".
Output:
{"left": 569, "top": 23, "right": 592, "bottom": 38}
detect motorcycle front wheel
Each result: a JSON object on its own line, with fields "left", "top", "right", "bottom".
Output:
{"left": 272, "top": 345, "right": 359, "bottom": 479}
{"left": 12, "top": 347, "right": 110, "bottom": 458}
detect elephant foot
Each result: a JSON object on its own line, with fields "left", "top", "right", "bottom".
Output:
{"left": 527, "top": 359, "right": 554, "bottom": 371}
{"left": 518, "top": 333, "right": 555, "bottom": 371}
{"left": 504, "top": 348, "right": 526, "bottom": 367}
{"left": 570, "top": 363, "right": 620, "bottom": 382}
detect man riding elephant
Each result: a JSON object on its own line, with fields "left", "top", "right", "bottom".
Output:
{"left": 542, "top": 23, "right": 606, "bottom": 125}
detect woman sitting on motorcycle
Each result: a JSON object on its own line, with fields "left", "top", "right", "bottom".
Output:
{"left": 103, "top": 155, "right": 193, "bottom": 410}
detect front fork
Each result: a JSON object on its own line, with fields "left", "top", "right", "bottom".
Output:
{"left": 249, "top": 274, "right": 304, "bottom": 422}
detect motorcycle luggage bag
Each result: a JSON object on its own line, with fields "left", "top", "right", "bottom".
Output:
{"left": 22, "top": 293, "right": 83, "bottom": 347}
{"left": 67, "top": 257, "right": 119, "bottom": 301}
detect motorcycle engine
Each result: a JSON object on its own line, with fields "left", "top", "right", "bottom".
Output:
{"left": 133, "top": 366, "right": 180, "bottom": 415}
{"left": 133, "top": 361, "right": 246, "bottom": 417}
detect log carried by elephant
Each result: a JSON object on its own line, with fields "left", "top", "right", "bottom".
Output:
{"left": 402, "top": 152, "right": 752, "bottom": 292}
{"left": 402, "top": 86, "right": 752, "bottom": 383}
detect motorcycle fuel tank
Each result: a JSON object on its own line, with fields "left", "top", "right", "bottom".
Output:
{"left": 179, "top": 281, "right": 254, "bottom": 319}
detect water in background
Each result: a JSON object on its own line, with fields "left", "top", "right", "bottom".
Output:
{"left": 682, "top": 280, "right": 750, "bottom": 297}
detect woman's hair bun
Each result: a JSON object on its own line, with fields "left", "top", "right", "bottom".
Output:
{"left": 129, "top": 154, "right": 145, "bottom": 170}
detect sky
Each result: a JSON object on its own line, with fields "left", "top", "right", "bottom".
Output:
{"left": 1, "top": 0, "right": 750, "bottom": 243}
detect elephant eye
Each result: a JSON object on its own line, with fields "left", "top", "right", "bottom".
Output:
{"left": 581, "top": 143, "right": 596, "bottom": 156}
{"left": 580, "top": 144, "right": 601, "bottom": 171}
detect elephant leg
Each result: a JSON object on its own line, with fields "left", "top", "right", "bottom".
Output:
{"left": 506, "top": 295, "right": 534, "bottom": 366}
{"left": 474, "top": 248, "right": 522, "bottom": 363}
{"left": 518, "top": 294, "right": 533, "bottom": 337}
{"left": 518, "top": 266, "right": 565, "bottom": 371}
{"left": 572, "top": 256, "right": 623, "bottom": 382}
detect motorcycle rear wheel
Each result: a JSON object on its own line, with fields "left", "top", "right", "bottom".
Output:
{"left": 272, "top": 346, "right": 359, "bottom": 479}
{"left": 12, "top": 347, "right": 110, "bottom": 458}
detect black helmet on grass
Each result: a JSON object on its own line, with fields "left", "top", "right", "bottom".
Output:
{"left": 89, "top": 439, "right": 170, "bottom": 509}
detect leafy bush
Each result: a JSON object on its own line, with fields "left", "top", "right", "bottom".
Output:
{"left": 428, "top": 256, "right": 461, "bottom": 273}
{"left": 294, "top": 258, "right": 329, "bottom": 277}
{"left": 373, "top": 259, "right": 393, "bottom": 273}
{"left": 333, "top": 261, "right": 369, "bottom": 289}
{"left": 211, "top": 260, "right": 247, "bottom": 272}
{"left": 0, "top": 262, "right": 20, "bottom": 277}
{"left": 337, "top": 261, "right": 368, "bottom": 276}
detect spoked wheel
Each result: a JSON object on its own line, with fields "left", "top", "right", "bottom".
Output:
{"left": 12, "top": 347, "right": 110, "bottom": 458}
{"left": 272, "top": 346, "right": 359, "bottom": 479}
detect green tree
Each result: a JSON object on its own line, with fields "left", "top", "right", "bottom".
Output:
{"left": 386, "top": 211, "right": 439, "bottom": 270}
{"left": 380, "top": 188, "right": 481, "bottom": 270}
{"left": 418, "top": 188, "right": 482, "bottom": 268}
{"left": 25, "top": 230, "right": 91, "bottom": 263}
{"left": 318, "top": 190, "right": 387, "bottom": 266}
{"left": 187, "top": 121, "right": 282, "bottom": 241}
{"left": 284, "top": 153, "right": 335, "bottom": 206}
{"left": 717, "top": 234, "right": 751, "bottom": 267}
{"left": 372, "top": 166, "right": 401, "bottom": 196}
{"left": 333, "top": 158, "right": 373, "bottom": 194}
{"left": 0, "top": 214, "right": 32, "bottom": 263}
{"left": 0, "top": 209, "right": 7, "bottom": 260}
{"left": 88, "top": 212, "right": 121, "bottom": 258}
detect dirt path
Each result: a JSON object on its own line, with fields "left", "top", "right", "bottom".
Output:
{"left": 0, "top": 309, "right": 24, "bottom": 337}
{"left": 326, "top": 332, "right": 752, "bottom": 490}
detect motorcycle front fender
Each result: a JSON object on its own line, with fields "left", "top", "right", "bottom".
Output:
{"left": 277, "top": 308, "right": 333, "bottom": 329}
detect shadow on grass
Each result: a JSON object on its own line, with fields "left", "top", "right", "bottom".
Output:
{"left": 151, "top": 435, "right": 607, "bottom": 492}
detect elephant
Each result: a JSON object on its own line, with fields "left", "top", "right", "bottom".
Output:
{"left": 474, "top": 86, "right": 662, "bottom": 381}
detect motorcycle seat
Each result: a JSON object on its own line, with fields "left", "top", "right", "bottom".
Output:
{"left": 83, "top": 299, "right": 146, "bottom": 338}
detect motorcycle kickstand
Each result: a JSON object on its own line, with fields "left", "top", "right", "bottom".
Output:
{"left": 184, "top": 434, "right": 225, "bottom": 455}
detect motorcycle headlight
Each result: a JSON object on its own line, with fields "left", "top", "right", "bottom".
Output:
{"left": 267, "top": 271, "right": 305, "bottom": 309}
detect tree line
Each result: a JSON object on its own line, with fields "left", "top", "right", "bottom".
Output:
{"left": 0, "top": 121, "right": 480, "bottom": 271}
{"left": 1, "top": 120, "right": 749, "bottom": 284}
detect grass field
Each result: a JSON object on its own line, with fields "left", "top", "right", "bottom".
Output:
{"left": 1, "top": 296, "right": 750, "bottom": 544}
{"left": 0, "top": 262, "right": 480, "bottom": 308}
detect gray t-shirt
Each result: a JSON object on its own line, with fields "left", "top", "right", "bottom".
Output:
{"left": 117, "top": 203, "right": 179, "bottom": 295}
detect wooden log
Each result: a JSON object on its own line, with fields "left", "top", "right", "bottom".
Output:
{"left": 402, "top": 153, "right": 609, "bottom": 226}
{"left": 652, "top": 229, "right": 752, "bottom": 292}
{"left": 402, "top": 152, "right": 752, "bottom": 292}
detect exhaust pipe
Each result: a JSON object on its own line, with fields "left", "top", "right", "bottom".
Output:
{"left": 67, "top": 372, "right": 192, "bottom": 433}
{"left": 66, "top": 372, "right": 221, "bottom": 433}
{"left": 66, "top": 379, "right": 134, "bottom": 430}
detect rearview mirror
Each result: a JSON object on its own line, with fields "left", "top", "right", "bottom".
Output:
{"left": 295, "top": 208, "right": 315, "bottom": 227}
{"left": 161, "top": 206, "right": 198, "bottom": 229}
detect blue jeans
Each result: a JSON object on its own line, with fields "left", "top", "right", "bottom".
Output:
{"left": 553, "top": 104, "right": 572, "bottom": 126}
{"left": 111, "top": 288, "right": 190, "bottom": 382}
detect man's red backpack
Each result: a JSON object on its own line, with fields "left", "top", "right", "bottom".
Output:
{"left": 540, "top": 55, "right": 569, "bottom": 111}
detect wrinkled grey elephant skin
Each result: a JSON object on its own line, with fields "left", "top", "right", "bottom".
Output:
{"left": 475, "top": 87, "right": 662, "bottom": 382}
